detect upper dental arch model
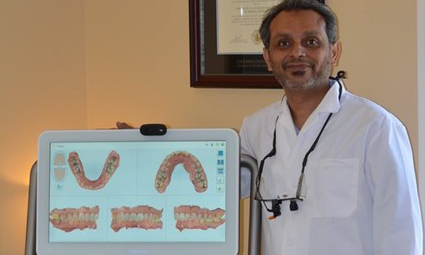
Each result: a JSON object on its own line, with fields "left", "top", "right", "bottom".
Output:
{"left": 68, "top": 150, "right": 120, "bottom": 190}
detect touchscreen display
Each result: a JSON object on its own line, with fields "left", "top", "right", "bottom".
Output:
{"left": 48, "top": 141, "right": 226, "bottom": 243}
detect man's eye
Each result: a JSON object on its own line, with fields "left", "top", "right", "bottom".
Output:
{"left": 277, "top": 41, "right": 291, "bottom": 48}
{"left": 305, "top": 38, "right": 319, "bottom": 47}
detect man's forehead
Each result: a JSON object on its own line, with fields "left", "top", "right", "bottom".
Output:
{"left": 270, "top": 9, "right": 326, "bottom": 32}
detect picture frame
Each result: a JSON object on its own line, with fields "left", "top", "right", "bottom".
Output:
{"left": 189, "top": 0, "right": 278, "bottom": 89}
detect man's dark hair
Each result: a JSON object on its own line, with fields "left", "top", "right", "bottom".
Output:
{"left": 260, "top": 0, "right": 338, "bottom": 48}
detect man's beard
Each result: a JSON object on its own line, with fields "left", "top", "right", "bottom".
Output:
{"left": 274, "top": 58, "right": 332, "bottom": 90}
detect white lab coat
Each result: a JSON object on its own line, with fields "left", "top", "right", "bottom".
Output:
{"left": 240, "top": 81, "right": 423, "bottom": 255}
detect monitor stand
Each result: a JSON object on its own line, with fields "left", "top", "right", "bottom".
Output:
{"left": 25, "top": 162, "right": 37, "bottom": 255}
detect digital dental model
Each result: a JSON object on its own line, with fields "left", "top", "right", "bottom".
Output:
{"left": 110, "top": 205, "right": 163, "bottom": 232}
{"left": 68, "top": 150, "right": 120, "bottom": 190}
{"left": 174, "top": 205, "right": 225, "bottom": 231}
{"left": 155, "top": 151, "right": 208, "bottom": 193}
{"left": 49, "top": 206, "right": 99, "bottom": 232}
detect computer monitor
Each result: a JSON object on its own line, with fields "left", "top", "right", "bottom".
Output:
{"left": 37, "top": 128, "right": 239, "bottom": 255}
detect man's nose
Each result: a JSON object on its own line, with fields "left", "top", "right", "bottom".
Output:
{"left": 291, "top": 43, "right": 306, "bottom": 58}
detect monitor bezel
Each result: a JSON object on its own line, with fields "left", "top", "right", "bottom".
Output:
{"left": 37, "top": 128, "right": 239, "bottom": 255}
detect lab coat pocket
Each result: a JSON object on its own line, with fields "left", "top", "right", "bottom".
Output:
{"left": 308, "top": 158, "right": 359, "bottom": 218}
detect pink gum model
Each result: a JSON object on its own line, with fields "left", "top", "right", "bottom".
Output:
{"left": 155, "top": 151, "right": 208, "bottom": 193}
{"left": 68, "top": 150, "right": 120, "bottom": 190}
{"left": 49, "top": 206, "right": 99, "bottom": 232}
{"left": 110, "top": 205, "right": 163, "bottom": 232}
{"left": 174, "top": 205, "right": 225, "bottom": 231}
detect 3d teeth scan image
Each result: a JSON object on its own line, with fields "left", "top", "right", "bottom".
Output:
{"left": 48, "top": 141, "right": 227, "bottom": 243}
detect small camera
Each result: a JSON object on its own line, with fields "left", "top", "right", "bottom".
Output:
{"left": 271, "top": 200, "right": 282, "bottom": 218}
{"left": 139, "top": 124, "right": 167, "bottom": 136}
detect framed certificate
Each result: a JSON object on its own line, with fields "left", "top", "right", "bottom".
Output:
{"left": 189, "top": 0, "right": 280, "bottom": 89}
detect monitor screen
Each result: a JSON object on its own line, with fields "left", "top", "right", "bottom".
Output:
{"left": 37, "top": 129, "right": 239, "bottom": 255}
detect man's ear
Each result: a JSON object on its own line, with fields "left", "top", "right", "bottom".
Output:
{"left": 263, "top": 48, "right": 273, "bottom": 72}
{"left": 331, "top": 41, "right": 341, "bottom": 66}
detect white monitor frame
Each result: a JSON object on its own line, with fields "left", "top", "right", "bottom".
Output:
{"left": 37, "top": 128, "right": 239, "bottom": 255}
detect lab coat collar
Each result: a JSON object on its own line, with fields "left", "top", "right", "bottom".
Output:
{"left": 277, "top": 79, "right": 345, "bottom": 134}
{"left": 279, "top": 79, "right": 345, "bottom": 115}
{"left": 315, "top": 79, "right": 345, "bottom": 114}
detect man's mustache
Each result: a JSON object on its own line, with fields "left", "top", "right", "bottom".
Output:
{"left": 282, "top": 58, "right": 314, "bottom": 68}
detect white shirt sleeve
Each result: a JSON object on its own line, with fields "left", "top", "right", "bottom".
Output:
{"left": 366, "top": 116, "right": 423, "bottom": 254}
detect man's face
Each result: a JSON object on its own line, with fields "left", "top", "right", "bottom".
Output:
{"left": 263, "top": 10, "right": 340, "bottom": 90}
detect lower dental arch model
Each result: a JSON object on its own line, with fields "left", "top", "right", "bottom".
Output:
{"left": 49, "top": 206, "right": 99, "bottom": 232}
{"left": 110, "top": 205, "right": 163, "bottom": 232}
{"left": 68, "top": 150, "right": 120, "bottom": 190}
{"left": 155, "top": 151, "right": 208, "bottom": 193}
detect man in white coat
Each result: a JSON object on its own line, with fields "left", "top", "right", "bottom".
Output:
{"left": 240, "top": 0, "right": 423, "bottom": 254}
